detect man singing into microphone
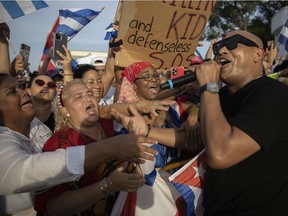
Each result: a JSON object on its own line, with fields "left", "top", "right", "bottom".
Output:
{"left": 197, "top": 30, "right": 288, "bottom": 215}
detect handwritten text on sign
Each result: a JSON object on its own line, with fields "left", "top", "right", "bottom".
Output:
{"left": 116, "top": 0, "right": 216, "bottom": 69}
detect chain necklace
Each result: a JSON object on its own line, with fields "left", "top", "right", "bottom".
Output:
{"left": 71, "top": 121, "right": 106, "bottom": 144}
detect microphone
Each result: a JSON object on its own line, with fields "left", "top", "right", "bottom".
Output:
{"left": 160, "top": 73, "right": 196, "bottom": 90}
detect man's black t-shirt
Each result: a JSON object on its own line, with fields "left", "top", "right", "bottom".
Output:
{"left": 204, "top": 77, "right": 288, "bottom": 216}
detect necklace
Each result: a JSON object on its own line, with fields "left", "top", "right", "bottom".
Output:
{"left": 71, "top": 122, "right": 105, "bottom": 144}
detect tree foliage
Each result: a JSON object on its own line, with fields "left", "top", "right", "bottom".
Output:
{"left": 203, "top": 0, "right": 287, "bottom": 46}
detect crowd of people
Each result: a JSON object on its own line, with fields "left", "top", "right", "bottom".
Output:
{"left": 0, "top": 16, "right": 288, "bottom": 216}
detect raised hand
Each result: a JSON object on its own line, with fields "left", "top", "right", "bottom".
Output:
{"left": 111, "top": 133, "right": 158, "bottom": 164}
{"left": 111, "top": 105, "right": 148, "bottom": 136}
{"left": 55, "top": 45, "right": 72, "bottom": 72}
{"left": 13, "top": 55, "right": 24, "bottom": 73}
{"left": 196, "top": 60, "right": 221, "bottom": 87}
{"left": 266, "top": 41, "right": 278, "bottom": 66}
{"left": 46, "top": 47, "right": 54, "bottom": 61}
{"left": 134, "top": 99, "right": 175, "bottom": 116}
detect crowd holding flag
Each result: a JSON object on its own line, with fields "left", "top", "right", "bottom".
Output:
{"left": 0, "top": 0, "right": 48, "bottom": 23}
{"left": 57, "top": 8, "right": 104, "bottom": 41}
{"left": 169, "top": 149, "right": 207, "bottom": 216}
{"left": 38, "top": 17, "right": 59, "bottom": 71}
{"left": 38, "top": 7, "right": 104, "bottom": 71}
{"left": 278, "top": 18, "right": 288, "bottom": 52}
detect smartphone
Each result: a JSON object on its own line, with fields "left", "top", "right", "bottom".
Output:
{"left": 170, "top": 66, "right": 184, "bottom": 80}
{"left": 53, "top": 32, "right": 68, "bottom": 60}
{"left": 19, "top": 43, "right": 30, "bottom": 70}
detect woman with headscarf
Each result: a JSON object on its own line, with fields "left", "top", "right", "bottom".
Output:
{"left": 111, "top": 61, "right": 200, "bottom": 215}
{"left": 117, "top": 61, "right": 192, "bottom": 165}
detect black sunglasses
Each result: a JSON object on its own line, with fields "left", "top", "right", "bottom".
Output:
{"left": 213, "top": 34, "right": 259, "bottom": 55}
{"left": 35, "top": 79, "right": 56, "bottom": 88}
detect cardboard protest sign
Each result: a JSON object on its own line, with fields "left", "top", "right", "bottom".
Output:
{"left": 115, "top": 0, "right": 216, "bottom": 70}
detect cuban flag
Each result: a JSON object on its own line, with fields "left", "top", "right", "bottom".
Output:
{"left": 278, "top": 18, "right": 288, "bottom": 52}
{"left": 111, "top": 170, "right": 187, "bottom": 216}
{"left": 57, "top": 8, "right": 103, "bottom": 40}
{"left": 104, "top": 22, "right": 118, "bottom": 40}
{"left": 169, "top": 149, "right": 206, "bottom": 216}
{"left": 38, "top": 17, "right": 59, "bottom": 71}
{"left": 0, "top": 0, "right": 48, "bottom": 23}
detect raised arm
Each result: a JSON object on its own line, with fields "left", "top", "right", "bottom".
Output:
{"left": 0, "top": 23, "right": 11, "bottom": 74}
{"left": 39, "top": 48, "right": 53, "bottom": 75}
{"left": 0, "top": 133, "right": 157, "bottom": 195}
{"left": 55, "top": 45, "right": 74, "bottom": 85}
{"left": 205, "top": 38, "right": 217, "bottom": 60}
{"left": 110, "top": 104, "right": 202, "bottom": 150}
{"left": 196, "top": 61, "right": 260, "bottom": 169}
{"left": 101, "top": 47, "right": 117, "bottom": 97}
{"left": 10, "top": 55, "right": 24, "bottom": 77}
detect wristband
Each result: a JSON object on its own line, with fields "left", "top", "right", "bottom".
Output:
{"left": 145, "top": 124, "right": 151, "bottom": 137}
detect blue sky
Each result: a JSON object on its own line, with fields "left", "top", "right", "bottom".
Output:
{"left": 6, "top": 0, "right": 209, "bottom": 71}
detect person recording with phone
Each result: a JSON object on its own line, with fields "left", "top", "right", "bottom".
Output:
{"left": 196, "top": 30, "right": 288, "bottom": 215}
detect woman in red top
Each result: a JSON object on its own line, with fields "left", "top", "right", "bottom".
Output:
{"left": 35, "top": 79, "right": 145, "bottom": 216}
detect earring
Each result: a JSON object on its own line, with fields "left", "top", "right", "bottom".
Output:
{"left": 66, "top": 113, "right": 70, "bottom": 117}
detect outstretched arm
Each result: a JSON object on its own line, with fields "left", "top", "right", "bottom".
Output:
{"left": 111, "top": 105, "right": 202, "bottom": 150}
{"left": 39, "top": 48, "right": 53, "bottom": 75}
{"left": 47, "top": 164, "right": 145, "bottom": 216}
{"left": 99, "top": 99, "right": 175, "bottom": 119}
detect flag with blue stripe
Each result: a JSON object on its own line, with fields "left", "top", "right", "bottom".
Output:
{"left": 57, "top": 8, "right": 103, "bottom": 40}
{"left": 278, "top": 18, "right": 288, "bottom": 52}
{"left": 104, "top": 22, "right": 118, "bottom": 40}
{"left": 169, "top": 149, "right": 206, "bottom": 216}
{"left": 0, "top": 0, "right": 48, "bottom": 23}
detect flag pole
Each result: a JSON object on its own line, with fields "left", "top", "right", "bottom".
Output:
{"left": 67, "top": 7, "right": 105, "bottom": 43}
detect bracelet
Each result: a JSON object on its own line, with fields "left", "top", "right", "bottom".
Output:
{"left": 145, "top": 124, "right": 151, "bottom": 137}
{"left": 99, "top": 177, "right": 115, "bottom": 197}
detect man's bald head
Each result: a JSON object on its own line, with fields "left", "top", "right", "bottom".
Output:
{"left": 223, "top": 30, "right": 263, "bottom": 48}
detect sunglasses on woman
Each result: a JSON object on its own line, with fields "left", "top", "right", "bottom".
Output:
{"left": 135, "top": 73, "right": 162, "bottom": 82}
{"left": 35, "top": 79, "right": 56, "bottom": 88}
{"left": 213, "top": 34, "right": 259, "bottom": 55}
